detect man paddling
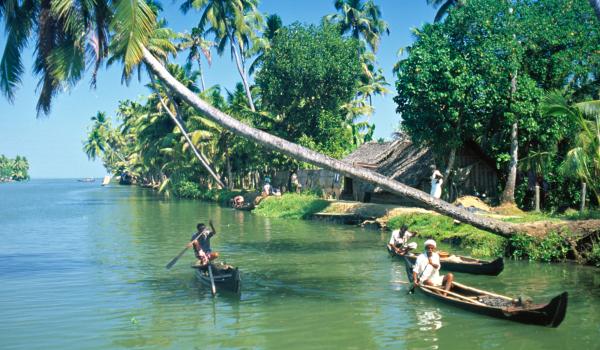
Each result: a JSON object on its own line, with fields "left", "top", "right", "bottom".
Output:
{"left": 188, "top": 221, "right": 218, "bottom": 266}
{"left": 412, "top": 239, "right": 453, "bottom": 295}
{"left": 388, "top": 224, "right": 416, "bottom": 254}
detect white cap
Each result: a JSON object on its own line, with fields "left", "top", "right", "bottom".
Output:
{"left": 424, "top": 239, "right": 437, "bottom": 248}
{"left": 407, "top": 242, "right": 418, "bottom": 250}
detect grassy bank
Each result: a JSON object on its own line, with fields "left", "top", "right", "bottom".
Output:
{"left": 174, "top": 189, "right": 598, "bottom": 265}
{"left": 253, "top": 193, "right": 330, "bottom": 219}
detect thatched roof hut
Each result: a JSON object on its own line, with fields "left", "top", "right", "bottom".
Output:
{"left": 341, "top": 138, "right": 498, "bottom": 205}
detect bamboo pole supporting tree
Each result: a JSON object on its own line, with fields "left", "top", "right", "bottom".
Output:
{"left": 580, "top": 182, "right": 587, "bottom": 214}
{"left": 141, "top": 47, "right": 519, "bottom": 237}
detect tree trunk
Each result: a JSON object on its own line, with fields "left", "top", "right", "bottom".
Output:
{"left": 229, "top": 36, "right": 256, "bottom": 112}
{"left": 142, "top": 48, "right": 518, "bottom": 238}
{"left": 156, "top": 91, "right": 225, "bottom": 189}
{"left": 590, "top": 0, "right": 600, "bottom": 22}
{"left": 501, "top": 71, "right": 518, "bottom": 205}
{"left": 197, "top": 58, "right": 206, "bottom": 92}
{"left": 226, "top": 153, "right": 233, "bottom": 190}
{"left": 442, "top": 147, "right": 456, "bottom": 186}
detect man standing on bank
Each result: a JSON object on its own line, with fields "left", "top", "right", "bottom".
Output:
{"left": 412, "top": 239, "right": 453, "bottom": 295}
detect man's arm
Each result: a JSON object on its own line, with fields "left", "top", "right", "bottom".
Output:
{"left": 428, "top": 257, "right": 440, "bottom": 270}
{"left": 209, "top": 220, "right": 217, "bottom": 237}
{"left": 412, "top": 270, "right": 419, "bottom": 286}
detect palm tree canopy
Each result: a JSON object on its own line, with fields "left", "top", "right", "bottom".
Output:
{"left": 326, "top": 0, "right": 390, "bottom": 52}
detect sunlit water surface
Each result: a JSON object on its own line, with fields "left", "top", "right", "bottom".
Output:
{"left": 1, "top": 180, "right": 598, "bottom": 349}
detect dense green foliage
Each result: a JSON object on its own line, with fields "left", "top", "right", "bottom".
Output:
{"left": 507, "top": 232, "right": 570, "bottom": 262}
{"left": 0, "top": 155, "right": 30, "bottom": 181}
{"left": 172, "top": 180, "right": 243, "bottom": 205}
{"left": 253, "top": 193, "right": 330, "bottom": 219}
{"left": 257, "top": 23, "right": 360, "bottom": 158}
{"left": 386, "top": 214, "right": 506, "bottom": 257}
{"left": 395, "top": 0, "right": 600, "bottom": 210}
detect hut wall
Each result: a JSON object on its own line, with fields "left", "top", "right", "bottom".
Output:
{"left": 269, "top": 169, "right": 342, "bottom": 198}
{"left": 453, "top": 147, "right": 498, "bottom": 199}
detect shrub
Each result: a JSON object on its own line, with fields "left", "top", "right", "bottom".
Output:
{"left": 508, "top": 232, "right": 570, "bottom": 262}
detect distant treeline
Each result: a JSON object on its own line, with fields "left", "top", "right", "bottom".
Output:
{"left": 0, "top": 155, "right": 30, "bottom": 182}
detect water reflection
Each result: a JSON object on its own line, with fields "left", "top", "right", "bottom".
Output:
{"left": 416, "top": 308, "right": 443, "bottom": 332}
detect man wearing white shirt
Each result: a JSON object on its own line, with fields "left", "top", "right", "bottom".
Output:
{"left": 430, "top": 165, "right": 444, "bottom": 199}
{"left": 412, "top": 239, "right": 453, "bottom": 295}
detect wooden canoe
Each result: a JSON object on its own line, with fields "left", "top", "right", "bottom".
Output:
{"left": 388, "top": 245, "right": 504, "bottom": 276}
{"left": 192, "top": 262, "right": 241, "bottom": 294}
{"left": 402, "top": 257, "right": 567, "bottom": 327}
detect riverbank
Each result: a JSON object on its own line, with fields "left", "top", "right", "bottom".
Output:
{"left": 251, "top": 193, "right": 600, "bottom": 266}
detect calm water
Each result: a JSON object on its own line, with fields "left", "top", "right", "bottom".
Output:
{"left": 1, "top": 180, "right": 599, "bottom": 349}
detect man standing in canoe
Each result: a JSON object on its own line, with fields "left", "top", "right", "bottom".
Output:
{"left": 413, "top": 239, "right": 453, "bottom": 294}
{"left": 188, "top": 221, "right": 218, "bottom": 266}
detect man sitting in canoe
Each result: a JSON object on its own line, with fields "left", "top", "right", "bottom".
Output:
{"left": 388, "top": 225, "right": 416, "bottom": 254}
{"left": 413, "top": 239, "right": 454, "bottom": 295}
{"left": 187, "top": 221, "right": 218, "bottom": 266}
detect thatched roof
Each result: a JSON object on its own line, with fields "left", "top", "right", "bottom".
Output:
{"left": 343, "top": 139, "right": 434, "bottom": 188}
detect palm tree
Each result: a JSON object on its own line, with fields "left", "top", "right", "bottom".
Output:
{"left": 542, "top": 92, "right": 600, "bottom": 204}
{"left": 178, "top": 26, "right": 214, "bottom": 92}
{"left": 426, "top": 0, "right": 463, "bottom": 22}
{"left": 325, "top": 0, "right": 390, "bottom": 56}
{"left": 0, "top": 0, "right": 519, "bottom": 237}
{"left": 180, "top": 0, "right": 262, "bottom": 111}
{"left": 248, "top": 13, "right": 282, "bottom": 75}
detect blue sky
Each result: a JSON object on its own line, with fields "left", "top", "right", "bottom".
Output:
{"left": 0, "top": 0, "right": 436, "bottom": 178}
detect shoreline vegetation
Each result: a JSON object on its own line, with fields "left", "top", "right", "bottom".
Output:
{"left": 170, "top": 182, "right": 599, "bottom": 266}
{"left": 39, "top": 0, "right": 597, "bottom": 264}
{"left": 0, "top": 155, "right": 30, "bottom": 183}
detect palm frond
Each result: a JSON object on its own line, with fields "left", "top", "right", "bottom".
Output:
{"left": 109, "top": 0, "right": 156, "bottom": 78}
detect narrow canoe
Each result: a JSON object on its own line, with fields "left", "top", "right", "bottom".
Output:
{"left": 192, "top": 262, "right": 241, "bottom": 294}
{"left": 388, "top": 245, "right": 504, "bottom": 276}
{"left": 402, "top": 257, "right": 567, "bottom": 327}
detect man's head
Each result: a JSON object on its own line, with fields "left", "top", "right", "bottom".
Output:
{"left": 400, "top": 224, "right": 408, "bottom": 233}
{"left": 430, "top": 164, "right": 437, "bottom": 171}
{"left": 424, "top": 239, "right": 437, "bottom": 256}
{"left": 197, "top": 223, "right": 206, "bottom": 231}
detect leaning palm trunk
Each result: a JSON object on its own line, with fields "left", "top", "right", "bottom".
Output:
{"left": 157, "top": 95, "right": 225, "bottom": 189}
{"left": 229, "top": 35, "right": 256, "bottom": 112}
{"left": 142, "top": 47, "right": 518, "bottom": 237}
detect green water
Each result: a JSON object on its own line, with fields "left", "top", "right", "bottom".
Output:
{"left": 1, "top": 180, "right": 599, "bottom": 349}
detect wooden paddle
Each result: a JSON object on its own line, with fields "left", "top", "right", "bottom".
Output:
{"left": 207, "top": 263, "right": 217, "bottom": 296}
{"left": 165, "top": 243, "right": 192, "bottom": 269}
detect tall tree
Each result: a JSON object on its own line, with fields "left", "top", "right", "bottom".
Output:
{"left": 426, "top": 0, "right": 463, "bottom": 22}
{"left": 180, "top": 0, "right": 262, "bottom": 111}
{"left": 178, "top": 26, "right": 214, "bottom": 92}
{"left": 396, "top": 0, "right": 600, "bottom": 205}
{"left": 325, "top": 0, "right": 390, "bottom": 57}
{"left": 1, "top": 0, "right": 520, "bottom": 236}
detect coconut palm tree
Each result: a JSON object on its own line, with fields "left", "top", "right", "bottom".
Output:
{"left": 178, "top": 25, "right": 214, "bottom": 92}
{"left": 248, "top": 13, "right": 282, "bottom": 75}
{"left": 542, "top": 92, "right": 600, "bottom": 204}
{"left": 180, "top": 0, "right": 262, "bottom": 111}
{"left": 426, "top": 0, "right": 463, "bottom": 23}
{"left": 0, "top": 0, "right": 518, "bottom": 236}
{"left": 325, "top": 0, "right": 390, "bottom": 56}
